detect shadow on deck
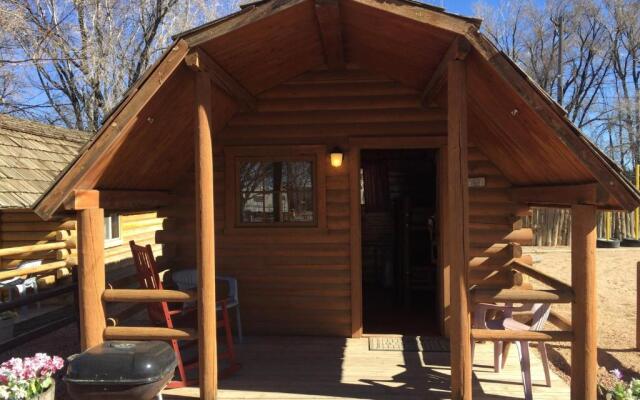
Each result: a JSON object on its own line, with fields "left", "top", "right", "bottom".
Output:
{"left": 163, "top": 336, "right": 570, "bottom": 400}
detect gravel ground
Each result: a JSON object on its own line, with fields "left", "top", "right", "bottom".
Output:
{"left": 526, "top": 246, "right": 640, "bottom": 390}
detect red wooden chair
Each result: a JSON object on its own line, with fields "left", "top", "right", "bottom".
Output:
{"left": 130, "top": 241, "right": 239, "bottom": 388}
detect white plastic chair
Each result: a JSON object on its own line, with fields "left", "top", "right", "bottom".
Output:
{"left": 472, "top": 302, "right": 552, "bottom": 400}
{"left": 0, "top": 260, "right": 42, "bottom": 313}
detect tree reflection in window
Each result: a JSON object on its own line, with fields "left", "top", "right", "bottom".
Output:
{"left": 239, "top": 159, "right": 314, "bottom": 224}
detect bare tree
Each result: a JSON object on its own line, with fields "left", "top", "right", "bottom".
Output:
{"left": 474, "top": 0, "right": 638, "bottom": 244}
{"left": 0, "top": 6, "right": 33, "bottom": 116}
{"left": 0, "top": 0, "right": 230, "bottom": 131}
{"left": 475, "top": 0, "right": 612, "bottom": 130}
{"left": 604, "top": 0, "right": 640, "bottom": 169}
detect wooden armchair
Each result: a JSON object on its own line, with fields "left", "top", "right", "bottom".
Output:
{"left": 130, "top": 241, "right": 239, "bottom": 387}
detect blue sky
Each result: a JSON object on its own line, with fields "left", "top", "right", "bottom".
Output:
{"left": 422, "top": 0, "right": 493, "bottom": 16}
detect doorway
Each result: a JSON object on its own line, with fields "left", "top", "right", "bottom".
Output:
{"left": 360, "top": 149, "right": 440, "bottom": 335}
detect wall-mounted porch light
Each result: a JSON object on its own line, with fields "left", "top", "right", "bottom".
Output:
{"left": 330, "top": 147, "right": 344, "bottom": 168}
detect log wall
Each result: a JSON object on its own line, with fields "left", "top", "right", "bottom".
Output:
{"left": 0, "top": 209, "right": 164, "bottom": 289}
{"left": 161, "top": 66, "right": 532, "bottom": 336}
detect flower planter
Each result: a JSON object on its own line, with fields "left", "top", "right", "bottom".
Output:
{"left": 36, "top": 383, "right": 55, "bottom": 400}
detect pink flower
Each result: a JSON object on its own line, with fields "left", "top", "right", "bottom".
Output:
{"left": 52, "top": 356, "right": 64, "bottom": 370}
{"left": 611, "top": 368, "right": 623, "bottom": 380}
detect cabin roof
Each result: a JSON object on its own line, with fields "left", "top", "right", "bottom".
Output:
{"left": 0, "top": 115, "right": 90, "bottom": 209}
{"left": 33, "top": 0, "right": 640, "bottom": 218}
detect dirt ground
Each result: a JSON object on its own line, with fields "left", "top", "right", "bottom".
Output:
{"left": 527, "top": 246, "right": 640, "bottom": 386}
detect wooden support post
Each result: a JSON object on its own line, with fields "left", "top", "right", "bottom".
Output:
{"left": 571, "top": 204, "right": 597, "bottom": 400}
{"left": 195, "top": 70, "right": 217, "bottom": 399}
{"left": 447, "top": 57, "right": 472, "bottom": 399}
{"left": 77, "top": 207, "right": 105, "bottom": 350}
{"left": 349, "top": 146, "right": 363, "bottom": 338}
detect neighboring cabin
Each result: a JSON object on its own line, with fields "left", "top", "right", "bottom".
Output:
{"left": 0, "top": 115, "right": 163, "bottom": 293}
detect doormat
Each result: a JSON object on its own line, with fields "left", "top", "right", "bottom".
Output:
{"left": 368, "top": 336, "right": 450, "bottom": 352}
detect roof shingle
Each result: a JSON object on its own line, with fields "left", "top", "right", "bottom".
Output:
{"left": 0, "top": 115, "right": 91, "bottom": 209}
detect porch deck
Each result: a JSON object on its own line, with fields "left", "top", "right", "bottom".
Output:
{"left": 162, "top": 336, "right": 570, "bottom": 400}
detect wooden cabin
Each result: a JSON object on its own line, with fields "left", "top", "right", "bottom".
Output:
{"left": 0, "top": 116, "right": 164, "bottom": 339}
{"left": 31, "top": 0, "right": 640, "bottom": 399}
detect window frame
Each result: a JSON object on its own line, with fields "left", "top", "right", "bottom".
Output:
{"left": 104, "top": 212, "right": 122, "bottom": 248}
{"left": 224, "top": 145, "right": 327, "bottom": 233}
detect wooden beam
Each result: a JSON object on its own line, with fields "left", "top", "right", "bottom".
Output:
{"left": 472, "top": 329, "right": 573, "bottom": 342}
{"left": 194, "top": 70, "right": 217, "bottom": 400}
{"left": 185, "top": 48, "right": 256, "bottom": 111}
{"left": 349, "top": 135, "right": 446, "bottom": 149}
{"left": 509, "top": 260, "right": 574, "bottom": 293}
{"left": 0, "top": 260, "right": 70, "bottom": 281}
{"left": 421, "top": 36, "right": 471, "bottom": 106}
{"left": 438, "top": 149, "right": 450, "bottom": 336}
{"left": 549, "top": 311, "right": 572, "bottom": 331}
{"left": 34, "top": 40, "right": 189, "bottom": 220}
{"left": 471, "top": 288, "right": 574, "bottom": 304}
{"left": 99, "top": 190, "right": 172, "bottom": 210}
{"left": 64, "top": 190, "right": 172, "bottom": 211}
{"left": 348, "top": 0, "right": 481, "bottom": 35}
{"left": 65, "top": 190, "right": 172, "bottom": 211}
{"left": 571, "top": 204, "right": 597, "bottom": 400}
{"left": 349, "top": 145, "right": 363, "bottom": 338}
{"left": 102, "top": 289, "right": 196, "bottom": 303}
{"left": 77, "top": 207, "right": 106, "bottom": 350}
{"left": 181, "top": 0, "right": 308, "bottom": 47}
{"left": 447, "top": 58, "right": 472, "bottom": 399}
{"left": 314, "top": 0, "right": 345, "bottom": 70}
{"left": 104, "top": 326, "right": 197, "bottom": 341}
{"left": 510, "top": 183, "right": 609, "bottom": 206}
{"left": 64, "top": 190, "right": 99, "bottom": 211}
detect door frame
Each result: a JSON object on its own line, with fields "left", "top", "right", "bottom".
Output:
{"left": 348, "top": 136, "right": 448, "bottom": 338}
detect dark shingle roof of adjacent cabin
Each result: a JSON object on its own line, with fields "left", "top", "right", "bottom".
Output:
{"left": 0, "top": 115, "right": 91, "bottom": 209}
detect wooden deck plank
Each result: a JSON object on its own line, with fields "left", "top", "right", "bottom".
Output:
{"left": 163, "top": 336, "right": 570, "bottom": 399}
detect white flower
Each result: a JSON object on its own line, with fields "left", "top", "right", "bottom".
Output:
{"left": 0, "top": 385, "right": 10, "bottom": 400}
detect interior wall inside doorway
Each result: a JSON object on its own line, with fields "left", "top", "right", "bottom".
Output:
{"left": 360, "top": 149, "right": 439, "bottom": 335}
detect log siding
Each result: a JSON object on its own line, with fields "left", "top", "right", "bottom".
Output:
{"left": 162, "top": 67, "right": 530, "bottom": 336}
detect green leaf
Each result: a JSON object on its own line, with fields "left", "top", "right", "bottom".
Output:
{"left": 41, "top": 377, "right": 52, "bottom": 389}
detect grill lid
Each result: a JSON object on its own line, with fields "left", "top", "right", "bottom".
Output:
{"left": 64, "top": 341, "right": 177, "bottom": 385}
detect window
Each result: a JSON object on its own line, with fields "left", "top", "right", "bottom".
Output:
{"left": 104, "top": 212, "right": 121, "bottom": 246}
{"left": 238, "top": 159, "right": 315, "bottom": 225}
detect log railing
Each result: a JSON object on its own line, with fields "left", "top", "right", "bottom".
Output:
{"left": 470, "top": 257, "right": 575, "bottom": 344}
{"left": 104, "top": 326, "right": 198, "bottom": 341}
{"left": 471, "top": 288, "right": 574, "bottom": 304}
{"left": 0, "top": 236, "right": 80, "bottom": 352}
{"left": 102, "top": 288, "right": 198, "bottom": 341}
{"left": 471, "top": 329, "right": 573, "bottom": 342}
{"left": 548, "top": 310, "right": 572, "bottom": 331}
{"left": 103, "top": 288, "right": 196, "bottom": 303}
{"left": 509, "top": 260, "right": 573, "bottom": 293}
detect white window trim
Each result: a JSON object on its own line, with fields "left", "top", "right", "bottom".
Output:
{"left": 104, "top": 213, "right": 122, "bottom": 248}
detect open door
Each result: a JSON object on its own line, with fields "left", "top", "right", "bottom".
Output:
{"left": 360, "top": 149, "right": 440, "bottom": 336}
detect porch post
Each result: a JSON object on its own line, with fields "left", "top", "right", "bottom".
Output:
{"left": 571, "top": 204, "right": 597, "bottom": 400}
{"left": 195, "top": 70, "right": 217, "bottom": 399}
{"left": 77, "top": 205, "right": 106, "bottom": 350}
{"left": 447, "top": 58, "right": 472, "bottom": 399}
